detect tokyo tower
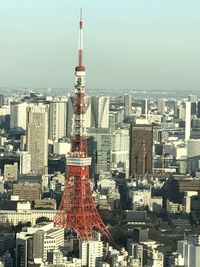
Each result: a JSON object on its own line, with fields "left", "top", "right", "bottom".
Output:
{"left": 54, "top": 10, "right": 111, "bottom": 241}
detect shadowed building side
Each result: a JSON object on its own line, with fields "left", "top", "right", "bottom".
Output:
{"left": 129, "top": 123, "right": 153, "bottom": 177}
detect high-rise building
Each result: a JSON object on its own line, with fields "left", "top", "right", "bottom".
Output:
{"left": 188, "top": 95, "right": 197, "bottom": 115}
{"left": 177, "top": 235, "right": 200, "bottom": 267}
{"left": 111, "top": 128, "right": 130, "bottom": 177}
{"left": 185, "top": 101, "right": 191, "bottom": 140}
{"left": 26, "top": 104, "right": 48, "bottom": 174}
{"left": 0, "top": 94, "right": 4, "bottom": 107}
{"left": 141, "top": 99, "right": 149, "bottom": 115}
{"left": 191, "top": 102, "right": 197, "bottom": 115}
{"left": 124, "top": 94, "right": 132, "bottom": 119}
{"left": 142, "top": 241, "right": 164, "bottom": 267}
{"left": 129, "top": 123, "right": 153, "bottom": 176}
{"left": 48, "top": 99, "right": 67, "bottom": 141}
{"left": 33, "top": 230, "right": 44, "bottom": 259}
{"left": 20, "top": 152, "right": 31, "bottom": 174}
{"left": 157, "top": 99, "right": 165, "bottom": 115}
{"left": 197, "top": 101, "right": 200, "bottom": 118}
{"left": 91, "top": 96, "right": 109, "bottom": 128}
{"left": 10, "top": 102, "right": 29, "bottom": 131}
{"left": 84, "top": 96, "right": 92, "bottom": 128}
{"left": 0, "top": 105, "right": 10, "bottom": 131}
{"left": 80, "top": 240, "right": 103, "bottom": 267}
{"left": 16, "top": 222, "right": 64, "bottom": 266}
{"left": 16, "top": 234, "right": 31, "bottom": 267}
{"left": 128, "top": 243, "right": 143, "bottom": 267}
{"left": 174, "top": 100, "right": 183, "bottom": 118}
{"left": 87, "top": 128, "right": 112, "bottom": 174}
{"left": 188, "top": 95, "right": 198, "bottom": 102}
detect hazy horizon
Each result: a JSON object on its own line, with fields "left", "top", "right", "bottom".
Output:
{"left": 0, "top": 0, "right": 200, "bottom": 90}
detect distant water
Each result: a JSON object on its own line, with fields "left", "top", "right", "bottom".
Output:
{"left": 1, "top": 87, "right": 200, "bottom": 100}
{"left": 129, "top": 89, "right": 200, "bottom": 100}
{"left": 87, "top": 88, "right": 200, "bottom": 100}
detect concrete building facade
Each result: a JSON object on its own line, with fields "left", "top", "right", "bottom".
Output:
{"left": 26, "top": 104, "right": 48, "bottom": 174}
{"left": 48, "top": 99, "right": 67, "bottom": 141}
{"left": 91, "top": 96, "right": 109, "bottom": 128}
{"left": 129, "top": 123, "right": 153, "bottom": 176}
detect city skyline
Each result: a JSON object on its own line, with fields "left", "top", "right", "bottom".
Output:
{"left": 0, "top": 0, "right": 200, "bottom": 90}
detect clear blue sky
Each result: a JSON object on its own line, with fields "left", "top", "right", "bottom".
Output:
{"left": 0, "top": 0, "right": 200, "bottom": 90}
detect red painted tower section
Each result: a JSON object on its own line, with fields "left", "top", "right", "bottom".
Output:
{"left": 54, "top": 10, "right": 111, "bottom": 241}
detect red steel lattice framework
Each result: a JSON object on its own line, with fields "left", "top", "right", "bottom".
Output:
{"left": 54, "top": 10, "right": 111, "bottom": 241}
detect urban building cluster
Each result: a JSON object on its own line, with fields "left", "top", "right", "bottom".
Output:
{"left": 1, "top": 11, "right": 200, "bottom": 267}
{"left": 1, "top": 90, "right": 200, "bottom": 267}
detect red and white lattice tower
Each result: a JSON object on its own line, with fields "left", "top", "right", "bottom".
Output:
{"left": 54, "top": 10, "right": 111, "bottom": 241}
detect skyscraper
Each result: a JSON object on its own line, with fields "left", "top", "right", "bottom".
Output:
{"left": 48, "top": 99, "right": 67, "bottom": 141}
{"left": 177, "top": 235, "right": 200, "bottom": 267}
{"left": 188, "top": 95, "right": 197, "bottom": 115}
{"left": 91, "top": 96, "right": 109, "bottom": 128}
{"left": 80, "top": 240, "right": 103, "bottom": 267}
{"left": 0, "top": 94, "right": 4, "bottom": 107}
{"left": 129, "top": 123, "right": 153, "bottom": 176}
{"left": 87, "top": 128, "right": 112, "bottom": 174}
{"left": 141, "top": 99, "right": 149, "bottom": 116}
{"left": 188, "top": 95, "right": 198, "bottom": 102}
{"left": 185, "top": 101, "right": 191, "bottom": 140}
{"left": 10, "top": 102, "right": 29, "bottom": 131}
{"left": 20, "top": 151, "right": 31, "bottom": 174}
{"left": 197, "top": 101, "right": 200, "bottom": 118}
{"left": 26, "top": 104, "right": 48, "bottom": 174}
{"left": 124, "top": 94, "right": 132, "bottom": 119}
{"left": 157, "top": 98, "right": 165, "bottom": 115}
{"left": 111, "top": 128, "right": 130, "bottom": 177}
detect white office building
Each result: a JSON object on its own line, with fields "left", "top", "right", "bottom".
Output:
{"left": 10, "top": 102, "right": 29, "bottom": 130}
{"left": 16, "top": 222, "right": 64, "bottom": 266}
{"left": 177, "top": 235, "right": 200, "bottom": 267}
{"left": 80, "top": 240, "right": 103, "bottom": 267}
{"left": 48, "top": 99, "right": 67, "bottom": 141}
{"left": 111, "top": 128, "right": 129, "bottom": 176}
{"left": 20, "top": 151, "right": 31, "bottom": 174}
{"left": 91, "top": 96, "right": 109, "bottom": 128}
{"left": 185, "top": 101, "right": 191, "bottom": 141}
{"left": 0, "top": 202, "right": 56, "bottom": 226}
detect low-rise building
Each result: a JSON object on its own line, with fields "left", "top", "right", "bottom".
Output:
{"left": 0, "top": 202, "right": 56, "bottom": 226}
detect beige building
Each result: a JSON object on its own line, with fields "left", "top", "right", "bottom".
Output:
{"left": 13, "top": 182, "right": 41, "bottom": 201}
{"left": 34, "top": 198, "right": 56, "bottom": 210}
{"left": 10, "top": 102, "right": 29, "bottom": 130}
{"left": 26, "top": 104, "right": 48, "bottom": 174}
{"left": 4, "top": 163, "right": 18, "bottom": 181}
{"left": 19, "top": 151, "right": 31, "bottom": 174}
{"left": 91, "top": 96, "right": 109, "bottom": 128}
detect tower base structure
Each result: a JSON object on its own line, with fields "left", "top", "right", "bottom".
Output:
{"left": 54, "top": 157, "right": 111, "bottom": 241}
